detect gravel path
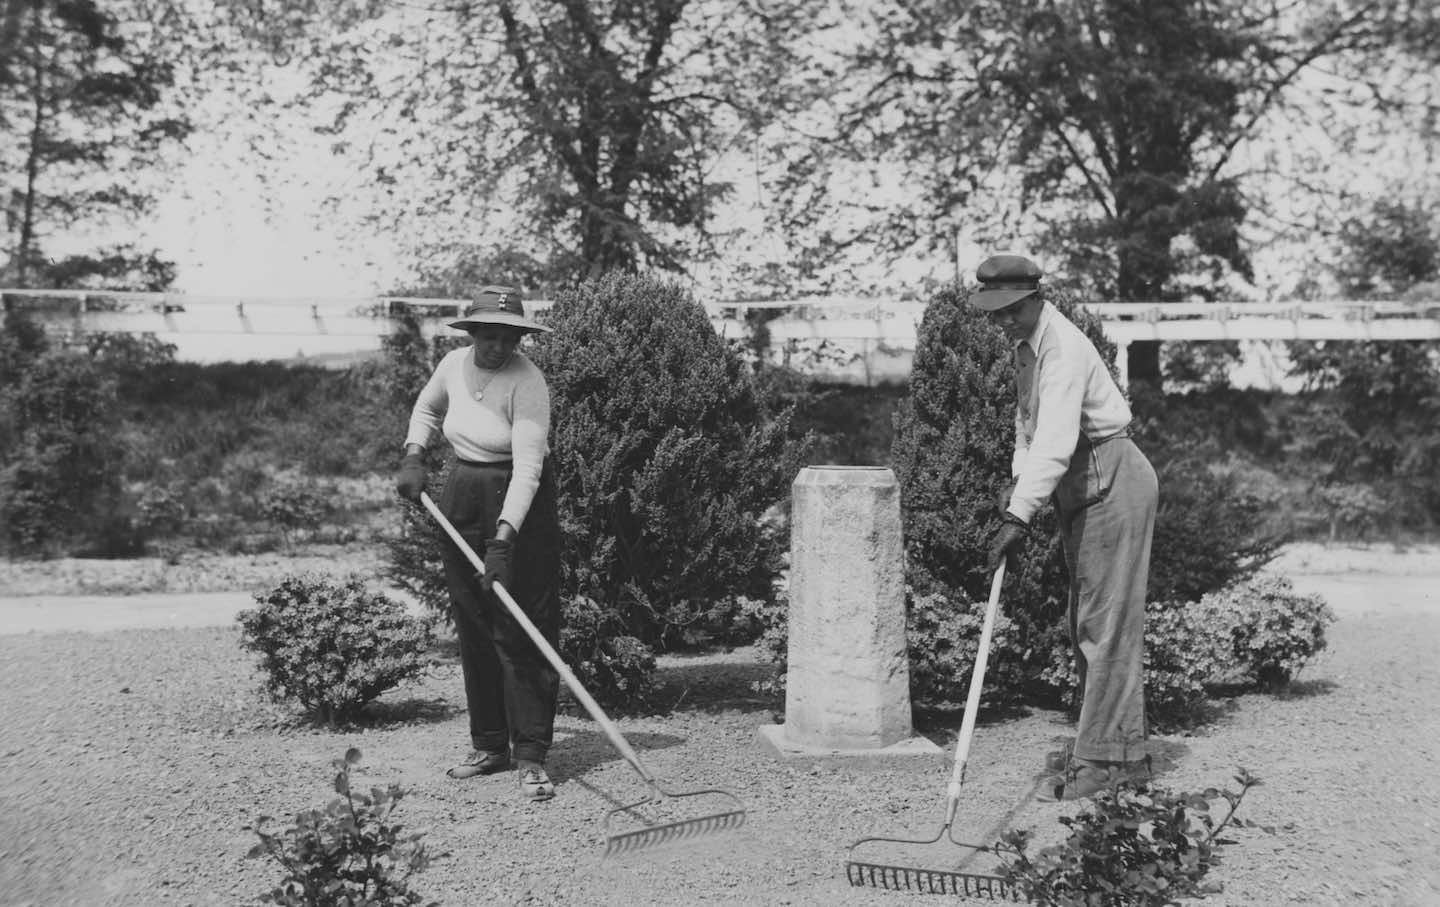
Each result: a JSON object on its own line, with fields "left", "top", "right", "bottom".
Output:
{"left": 0, "top": 543, "right": 1436, "bottom": 906}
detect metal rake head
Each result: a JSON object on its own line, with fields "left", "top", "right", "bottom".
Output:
{"left": 845, "top": 830, "right": 1022, "bottom": 900}
{"left": 602, "top": 788, "right": 746, "bottom": 858}
{"left": 845, "top": 859, "right": 1020, "bottom": 899}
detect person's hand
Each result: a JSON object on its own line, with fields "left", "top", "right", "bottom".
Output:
{"left": 987, "top": 514, "right": 1028, "bottom": 574}
{"left": 395, "top": 453, "right": 427, "bottom": 503}
{"left": 480, "top": 538, "right": 514, "bottom": 593}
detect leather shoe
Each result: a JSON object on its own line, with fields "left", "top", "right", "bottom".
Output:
{"left": 446, "top": 749, "right": 511, "bottom": 779}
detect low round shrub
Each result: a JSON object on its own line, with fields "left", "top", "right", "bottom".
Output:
{"left": 237, "top": 573, "right": 436, "bottom": 723}
{"left": 1142, "top": 600, "right": 1236, "bottom": 727}
{"left": 1198, "top": 574, "right": 1336, "bottom": 690}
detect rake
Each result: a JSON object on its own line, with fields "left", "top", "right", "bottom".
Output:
{"left": 420, "top": 493, "right": 746, "bottom": 857}
{"left": 845, "top": 562, "right": 1023, "bottom": 900}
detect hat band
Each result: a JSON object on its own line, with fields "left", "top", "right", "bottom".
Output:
{"left": 980, "top": 280, "right": 1039, "bottom": 290}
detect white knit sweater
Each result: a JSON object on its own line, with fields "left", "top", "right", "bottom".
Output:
{"left": 404, "top": 347, "right": 551, "bottom": 530}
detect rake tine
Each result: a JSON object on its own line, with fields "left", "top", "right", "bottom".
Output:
{"left": 845, "top": 860, "right": 1020, "bottom": 899}
{"left": 602, "top": 790, "right": 747, "bottom": 857}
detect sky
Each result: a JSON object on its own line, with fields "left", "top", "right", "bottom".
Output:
{"left": 140, "top": 146, "right": 406, "bottom": 300}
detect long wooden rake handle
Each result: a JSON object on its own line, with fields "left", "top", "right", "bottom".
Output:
{"left": 943, "top": 562, "right": 1006, "bottom": 828}
{"left": 420, "top": 492, "right": 660, "bottom": 789}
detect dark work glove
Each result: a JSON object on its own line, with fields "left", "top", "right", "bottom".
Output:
{"left": 395, "top": 453, "right": 427, "bottom": 503}
{"left": 480, "top": 538, "right": 514, "bottom": 593}
{"left": 987, "top": 514, "right": 1029, "bottom": 574}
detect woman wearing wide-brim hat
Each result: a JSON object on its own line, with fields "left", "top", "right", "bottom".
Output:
{"left": 395, "top": 284, "right": 563, "bottom": 802}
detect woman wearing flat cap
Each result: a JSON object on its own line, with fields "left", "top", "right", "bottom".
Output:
{"left": 971, "top": 254, "right": 1158, "bottom": 801}
{"left": 395, "top": 284, "right": 563, "bottom": 802}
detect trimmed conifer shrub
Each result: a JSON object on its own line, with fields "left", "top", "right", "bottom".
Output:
{"left": 527, "top": 273, "right": 809, "bottom": 700}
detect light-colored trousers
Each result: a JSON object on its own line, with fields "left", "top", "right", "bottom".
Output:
{"left": 1054, "top": 434, "right": 1158, "bottom": 764}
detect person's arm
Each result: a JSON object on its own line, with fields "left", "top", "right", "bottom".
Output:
{"left": 404, "top": 357, "right": 451, "bottom": 452}
{"left": 495, "top": 373, "right": 550, "bottom": 534}
{"left": 1006, "top": 343, "right": 1084, "bottom": 524}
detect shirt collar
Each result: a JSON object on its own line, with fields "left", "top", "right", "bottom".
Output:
{"left": 1011, "top": 300, "right": 1054, "bottom": 352}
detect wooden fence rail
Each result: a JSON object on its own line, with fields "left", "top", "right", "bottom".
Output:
{"left": 5, "top": 290, "right": 1438, "bottom": 387}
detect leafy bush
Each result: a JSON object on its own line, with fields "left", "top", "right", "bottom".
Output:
{"left": 521, "top": 272, "right": 807, "bottom": 701}
{"left": 237, "top": 574, "right": 436, "bottom": 723}
{"left": 998, "top": 770, "right": 1260, "bottom": 906}
{"left": 1197, "top": 575, "right": 1336, "bottom": 690}
{"left": 260, "top": 471, "right": 332, "bottom": 549}
{"left": 248, "top": 748, "right": 435, "bottom": 907}
{"left": 1041, "top": 575, "right": 1335, "bottom": 729}
{"left": 560, "top": 595, "right": 657, "bottom": 703}
{"left": 1286, "top": 339, "right": 1440, "bottom": 532}
{"left": 1143, "top": 456, "right": 1283, "bottom": 603}
{"left": 1140, "top": 600, "right": 1235, "bottom": 726}
{"left": 905, "top": 590, "right": 1023, "bottom": 712}
{"left": 0, "top": 348, "right": 130, "bottom": 557}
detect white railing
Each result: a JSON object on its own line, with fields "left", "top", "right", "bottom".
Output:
{"left": 6, "top": 289, "right": 1438, "bottom": 386}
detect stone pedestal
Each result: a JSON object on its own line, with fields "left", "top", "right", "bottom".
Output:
{"left": 757, "top": 466, "right": 939, "bottom": 761}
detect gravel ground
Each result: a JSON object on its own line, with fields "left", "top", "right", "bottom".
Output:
{"left": 0, "top": 543, "right": 1437, "bottom": 906}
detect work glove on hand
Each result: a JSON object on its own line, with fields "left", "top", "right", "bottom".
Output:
{"left": 395, "top": 453, "right": 427, "bottom": 503}
{"left": 987, "top": 514, "right": 1029, "bottom": 574}
{"left": 480, "top": 538, "right": 514, "bottom": 593}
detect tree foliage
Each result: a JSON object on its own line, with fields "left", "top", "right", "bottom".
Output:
{"left": 205, "top": 0, "right": 823, "bottom": 285}
{"left": 764, "top": 0, "right": 1440, "bottom": 375}
{"left": 1, "top": 0, "right": 189, "bottom": 289}
{"left": 1286, "top": 194, "right": 1440, "bottom": 531}
{"left": 528, "top": 272, "right": 808, "bottom": 651}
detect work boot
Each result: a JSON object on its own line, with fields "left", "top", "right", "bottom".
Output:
{"left": 446, "top": 749, "right": 511, "bottom": 780}
{"left": 518, "top": 760, "right": 555, "bottom": 802}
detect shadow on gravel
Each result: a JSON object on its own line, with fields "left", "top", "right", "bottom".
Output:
{"left": 646, "top": 660, "right": 782, "bottom": 716}
{"left": 358, "top": 695, "right": 464, "bottom": 727}
{"left": 546, "top": 727, "right": 689, "bottom": 781}
{"left": 1270, "top": 678, "right": 1339, "bottom": 700}
{"left": 267, "top": 696, "right": 463, "bottom": 732}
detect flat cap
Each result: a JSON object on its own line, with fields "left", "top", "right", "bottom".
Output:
{"left": 971, "top": 254, "right": 1042, "bottom": 311}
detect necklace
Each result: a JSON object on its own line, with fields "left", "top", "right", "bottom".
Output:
{"left": 471, "top": 368, "right": 502, "bottom": 401}
{"left": 470, "top": 350, "right": 512, "bottom": 401}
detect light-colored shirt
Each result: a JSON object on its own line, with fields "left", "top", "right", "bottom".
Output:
{"left": 405, "top": 347, "right": 550, "bottom": 531}
{"left": 1007, "top": 301, "right": 1132, "bottom": 524}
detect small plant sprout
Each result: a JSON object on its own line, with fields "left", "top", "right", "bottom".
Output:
{"left": 248, "top": 748, "right": 437, "bottom": 907}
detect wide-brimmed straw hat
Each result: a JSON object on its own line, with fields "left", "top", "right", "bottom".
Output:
{"left": 970, "top": 255, "right": 1043, "bottom": 311}
{"left": 448, "top": 285, "right": 552, "bottom": 334}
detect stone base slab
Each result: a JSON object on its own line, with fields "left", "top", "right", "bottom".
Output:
{"left": 755, "top": 724, "right": 944, "bottom": 765}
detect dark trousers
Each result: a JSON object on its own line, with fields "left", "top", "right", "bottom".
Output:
{"left": 438, "top": 459, "right": 562, "bottom": 764}
{"left": 1053, "top": 435, "right": 1158, "bottom": 764}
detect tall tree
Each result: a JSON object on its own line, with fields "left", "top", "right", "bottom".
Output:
{"left": 210, "top": 0, "right": 822, "bottom": 286}
{"left": 770, "top": 0, "right": 1440, "bottom": 383}
{"left": 0, "top": 0, "right": 189, "bottom": 290}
